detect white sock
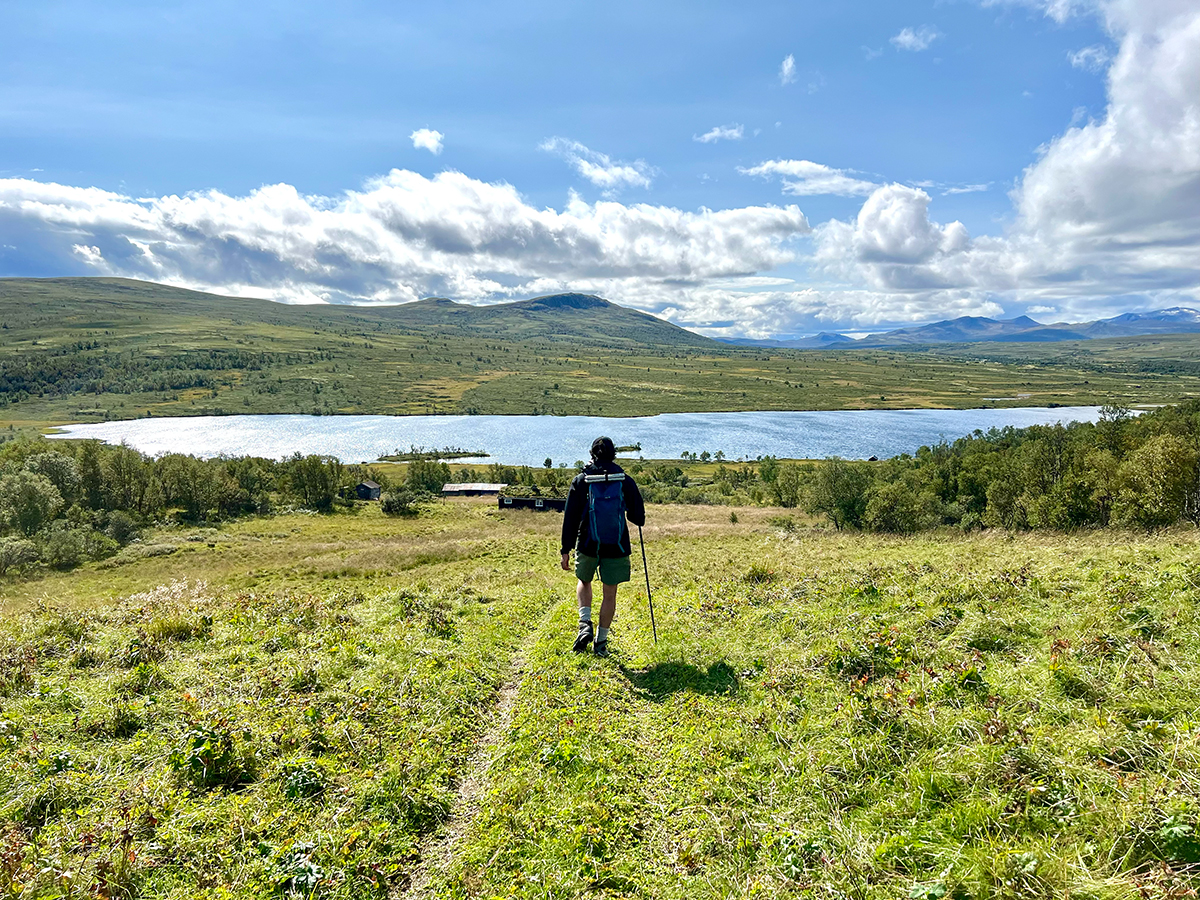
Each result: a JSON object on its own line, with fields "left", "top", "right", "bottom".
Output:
{"left": 579, "top": 606, "right": 592, "bottom": 623}
{"left": 596, "top": 626, "right": 610, "bottom": 643}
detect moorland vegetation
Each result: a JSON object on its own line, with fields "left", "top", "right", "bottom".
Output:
{"left": 2, "top": 278, "right": 1198, "bottom": 426}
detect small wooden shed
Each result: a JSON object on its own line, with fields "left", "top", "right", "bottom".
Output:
{"left": 356, "top": 480, "right": 382, "bottom": 501}
{"left": 498, "top": 496, "right": 566, "bottom": 513}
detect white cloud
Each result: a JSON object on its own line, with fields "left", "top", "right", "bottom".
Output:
{"left": 1, "top": 0, "right": 1195, "bottom": 339}
{"left": 980, "top": 0, "right": 1095, "bottom": 25}
{"left": 799, "top": 0, "right": 1200, "bottom": 326}
{"left": 779, "top": 54, "right": 796, "bottom": 85}
{"left": 1007, "top": 0, "right": 1200, "bottom": 299}
{"left": 645, "top": 284, "right": 1005, "bottom": 339}
{"left": 891, "top": 26, "right": 941, "bottom": 52}
{"left": 72, "top": 244, "right": 103, "bottom": 263}
{"left": 1068, "top": 44, "right": 1111, "bottom": 70}
{"left": 740, "top": 159, "right": 878, "bottom": 196}
{"left": 540, "top": 138, "right": 654, "bottom": 194}
{"left": 410, "top": 128, "right": 444, "bottom": 155}
{"left": 694, "top": 124, "right": 744, "bottom": 144}
{"left": 0, "top": 170, "right": 809, "bottom": 307}
{"left": 942, "top": 183, "right": 990, "bottom": 194}
{"left": 814, "top": 185, "right": 973, "bottom": 291}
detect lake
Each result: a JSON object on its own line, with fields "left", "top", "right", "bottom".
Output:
{"left": 50, "top": 407, "right": 1109, "bottom": 467}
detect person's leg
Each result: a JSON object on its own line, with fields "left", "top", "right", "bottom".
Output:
{"left": 574, "top": 579, "right": 595, "bottom": 653}
{"left": 598, "top": 582, "right": 618, "bottom": 628}
{"left": 573, "top": 555, "right": 599, "bottom": 652}
{"left": 594, "top": 582, "right": 618, "bottom": 654}
{"left": 577, "top": 578, "right": 593, "bottom": 616}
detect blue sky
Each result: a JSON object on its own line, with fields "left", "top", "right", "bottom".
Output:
{"left": 1, "top": 0, "right": 1196, "bottom": 338}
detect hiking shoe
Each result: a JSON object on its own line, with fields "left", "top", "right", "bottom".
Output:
{"left": 593, "top": 639, "right": 609, "bottom": 658}
{"left": 573, "top": 620, "right": 594, "bottom": 653}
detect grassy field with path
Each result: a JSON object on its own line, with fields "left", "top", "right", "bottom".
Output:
{"left": 2, "top": 500, "right": 1200, "bottom": 898}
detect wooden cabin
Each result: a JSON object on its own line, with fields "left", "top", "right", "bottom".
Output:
{"left": 356, "top": 480, "right": 382, "bottom": 501}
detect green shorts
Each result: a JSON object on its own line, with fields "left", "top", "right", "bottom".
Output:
{"left": 574, "top": 552, "right": 631, "bottom": 585}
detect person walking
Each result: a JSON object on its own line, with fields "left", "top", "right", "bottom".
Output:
{"left": 560, "top": 436, "right": 646, "bottom": 657}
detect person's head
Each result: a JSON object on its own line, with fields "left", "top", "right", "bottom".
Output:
{"left": 590, "top": 436, "right": 616, "bottom": 464}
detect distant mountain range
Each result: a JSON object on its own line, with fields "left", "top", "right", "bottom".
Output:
{"left": 719, "top": 308, "right": 1200, "bottom": 349}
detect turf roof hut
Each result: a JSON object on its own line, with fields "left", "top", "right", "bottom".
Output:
{"left": 356, "top": 480, "right": 381, "bottom": 501}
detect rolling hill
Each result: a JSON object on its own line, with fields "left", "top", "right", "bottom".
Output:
{"left": 0, "top": 276, "right": 1197, "bottom": 425}
{"left": 0, "top": 278, "right": 716, "bottom": 350}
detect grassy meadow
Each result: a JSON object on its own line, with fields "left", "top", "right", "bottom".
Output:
{"left": 3, "top": 499, "right": 1200, "bottom": 898}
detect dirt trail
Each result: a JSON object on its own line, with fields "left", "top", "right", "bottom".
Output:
{"left": 399, "top": 641, "right": 532, "bottom": 898}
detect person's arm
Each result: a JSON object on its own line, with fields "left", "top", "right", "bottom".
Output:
{"left": 625, "top": 476, "right": 646, "bottom": 528}
{"left": 561, "top": 477, "right": 584, "bottom": 563}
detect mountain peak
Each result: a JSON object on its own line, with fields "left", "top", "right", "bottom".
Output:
{"left": 512, "top": 292, "right": 610, "bottom": 311}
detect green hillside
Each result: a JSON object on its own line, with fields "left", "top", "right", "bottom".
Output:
{"left": 1, "top": 277, "right": 1197, "bottom": 426}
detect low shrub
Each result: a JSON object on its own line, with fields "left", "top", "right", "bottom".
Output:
{"left": 0, "top": 537, "right": 37, "bottom": 576}
{"left": 380, "top": 489, "right": 419, "bottom": 516}
{"left": 281, "top": 760, "right": 327, "bottom": 800}
{"left": 104, "top": 511, "right": 141, "bottom": 546}
{"left": 169, "top": 720, "right": 256, "bottom": 790}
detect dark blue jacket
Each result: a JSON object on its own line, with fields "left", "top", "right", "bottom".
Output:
{"left": 560, "top": 461, "right": 646, "bottom": 558}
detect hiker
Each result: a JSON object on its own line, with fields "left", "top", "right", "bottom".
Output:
{"left": 560, "top": 436, "right": 646, "bottom": 657}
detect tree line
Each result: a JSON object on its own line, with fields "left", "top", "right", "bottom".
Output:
{"left": 0, "top": 348, "right": 327, "bottom": 408}
{"left": 0, "top": 438, "right": 406, "bottom": 575}
{"left": 628, "top": 402, "right": 1200, "bottom": 532}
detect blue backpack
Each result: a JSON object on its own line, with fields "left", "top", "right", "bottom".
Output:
{"left": 585, "top": 472, "right": 626, "bottom": 546}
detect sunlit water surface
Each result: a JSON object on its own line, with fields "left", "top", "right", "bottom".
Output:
{"left": 50, "top": 407, "right": 1108, "bottom": 466}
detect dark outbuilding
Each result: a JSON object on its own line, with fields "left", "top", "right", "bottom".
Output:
{"left": 356, "top": 480, "right": 382, "bottom": 501}
{"left": 499, "top": 496, "right": 566, "bottom": 512}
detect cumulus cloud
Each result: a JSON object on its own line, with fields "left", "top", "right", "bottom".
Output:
{"left": 410, "top": 128, "right": 444, "bottom": 155}
{"left": 0, "top": 170, "right": 809, "bottom": 307}
{"left": 779, "top": 54, "right": 796, "bottom": 85}
{"left": 540, "top": 138, "right": 654, "bottom": 194}
{"left": 802, "top": 0, "right": 1200, "bottom": 325}
{"left": 814, "top": 185, "right": 974, "bottom": 291}
{"left": 891, "top": 26, "right": 941, "bottom": 52}
{"left": 740, "top": 159, "right": 878, "bottom": 196}
{"left": 1068, "top": 44, "right": 1111, "bottom": 71}
{"left": 1, "top": 0, "right": 1196, "bottom": 339}
{"left": 1007, "top": 0, "right": 1200, "bottom": 300}
{"left": 694, "top": 124, "right": 744, "bottom": 143}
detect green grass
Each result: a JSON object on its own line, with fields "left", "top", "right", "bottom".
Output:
{"left": 2, "top": 277, "right": 1197, "bottom": 431}
{"left": 3, "top": 501, "right": 1200, "bottom": 897}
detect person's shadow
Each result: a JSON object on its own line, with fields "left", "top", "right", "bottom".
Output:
{"left": 618, "top": 660, "right": 739, "bottom": 701}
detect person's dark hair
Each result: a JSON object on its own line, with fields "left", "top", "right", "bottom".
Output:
{"left": 590, "top": 436, "right": 616, "bottom": 464}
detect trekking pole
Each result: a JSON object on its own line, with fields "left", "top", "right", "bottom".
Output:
{"left": 638, "top": 525, "right": 657, "bottom": 644}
